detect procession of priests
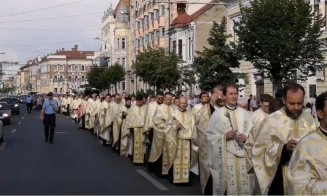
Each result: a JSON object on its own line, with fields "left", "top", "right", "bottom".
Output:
{"left": 56, "top": 82, "right": 327, "bottom": 195}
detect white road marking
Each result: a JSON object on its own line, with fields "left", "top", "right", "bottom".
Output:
{"left": 21, "top": 116, "right": 25, "bottom": 119}
{"left": 0, "top": 142, "right": 7, "bottom": 151}
{"left": 56, "top": 132, "right": 66, "bottom": 134}
{"left": 11, "top": 129, "right": 17, "bottom": 134}
{"left": 136, "top": 169, "right": 168, "bottom": 191}
{"left": 18, "top": 121, "right": 22, "bottom": 125}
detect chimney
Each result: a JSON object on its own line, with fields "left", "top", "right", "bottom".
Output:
{"left": 72, "top": 45, "right": 78, "bottom": 51}
{"left": 177, "top": 2, "right": 186, "bottom": 15}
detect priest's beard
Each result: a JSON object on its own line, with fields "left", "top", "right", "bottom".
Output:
{"left": 284, "top": 105, "right": 303, "bottom": 120}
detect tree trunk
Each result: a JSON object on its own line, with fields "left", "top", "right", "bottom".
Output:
{"left": 272, "top": 77, "right": 283, "bottom": 98}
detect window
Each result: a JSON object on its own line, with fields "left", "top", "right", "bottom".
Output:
{"left": 309, "top": 84, "right": 317, "bottom": 98}
{"left": 118, "top": 58, "right": 121, "bottom": 64}
{"left": 68, "top": 76, "right": 72, "bottom": 82}
{"left": 68, "top": 65, "right": 72, "bottom": 71}
{"left": 75, "top": 76, "right": 78, "bottom": 83}
{"left": 53, "top": 76, "right": 58, "bottom": 83}
{"left": 81, "top": 76, "right": 85, "bottom": 82}
{"left": 122, "top": 38, "right": 126, "bottom": 49}
{"left": 231, "top": 16, "right": 241, "bottom": 42}
{"left": 60, "top": 65, "right": 64, "bottom": 71}
{"left": 59, "top": 75, "right": 63, "bottom": 82}
{"left": 151, "top": 33, "right": 154, "bottom": 44}
{"left": 60, "top": 88, "right": 63, "bottom": 93}
{"left": 53, "top": 65, "right": 58, "bottom": 71}
{"left": 178, "top": 39, "right": 183, "bottom": 57}
{"left": 161, "top": 28, "right": 165, "bottom": 37}
{"left": 81, "top": 65, "right": 85, "bottom": 71}
{"left": 188, "top": 37, "right": 192, "bottom": 58}
{"left": 122, "top": 58, "right": 126, "bottom": 67}
{"left": 160, "top": 5, "right": 165, "bottom": 16}
{"left": 117, "top": 38, "right": 120, "bottom": 49}
{"left": 172, "top": 40, "right": 176, "bottom": 53}
{"left": 54, "top": 88, "right": 57, "bottom": 93}
{"left": 75, "top": 65, "right": 78, "bottom": 71}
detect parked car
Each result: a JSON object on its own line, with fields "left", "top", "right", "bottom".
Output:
{"left": 19, "top": 95, "right": 28, "bottom": 103}
{"left": 0, "top": 97, "right": 20, "bottom": 115}
{"left": 0, "top": 120, "right": 3, "bottom": 144}
{"left": 0, "top": 102, "right": 12, "bottom": 125}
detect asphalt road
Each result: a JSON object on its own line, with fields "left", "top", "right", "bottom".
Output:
{"left": 0, "top": 106, "right": 201, "bottom": 195}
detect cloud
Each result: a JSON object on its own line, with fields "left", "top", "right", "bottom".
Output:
{"left": 0, "top": 0, "right": 118, "bottom": 63}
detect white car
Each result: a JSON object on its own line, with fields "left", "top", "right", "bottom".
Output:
{"left": 0, "top": 120, "right": 3, "bottom": 144}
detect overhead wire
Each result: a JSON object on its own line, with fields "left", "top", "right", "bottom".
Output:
{"left": 0, "top": 27, "right": 98, "bottom": 32}
{"left": 0, "top": 0, "right": 88, "bottom": 18}
{"left": 0, "top": 11, "right": 103, "bottom": 23}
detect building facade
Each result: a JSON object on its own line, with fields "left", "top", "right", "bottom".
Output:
{"left": 226, "top": 0, "right": 327, "bottom": 99}
{"left": 168, "top": 0, "right": 226, "bottom": 96}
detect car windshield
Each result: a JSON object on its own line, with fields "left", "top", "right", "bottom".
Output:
{"left": 0, "top": 98, "right": 18, "bottom": 104}
{"left": 0, "top": 103, "right": 10, "bottom": 110}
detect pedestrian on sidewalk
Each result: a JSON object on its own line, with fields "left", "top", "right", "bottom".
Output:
{"left": 40, "top": 92, "right": 58, "bottom": 144}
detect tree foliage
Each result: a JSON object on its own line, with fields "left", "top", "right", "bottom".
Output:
{"left": 236, "top": 0, "right": 327, "bottom": 89}
{"left": 133, "top": 48, "right": 182, "bottom": 91}
{"left": 86, "top": 66, "right": 106, "bottom": 90}
{"left": 194, "top": 17, "right": 241, "bottom": 92}
{"left": 108, "top": 63, "right": 125, "bottom": 93}
{"left": 87, "top": 63, "right": 125, "bottom": 92}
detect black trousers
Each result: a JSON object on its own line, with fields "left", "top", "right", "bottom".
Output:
{"left": 43, "top": 114, "right": 56, "bottom": 141}
{"left": 26, "top": 103, "right": 32, "bottom": 114}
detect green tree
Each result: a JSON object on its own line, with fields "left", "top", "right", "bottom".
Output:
{"left": 178, "top": 65, "right": 196, "bottom": 95}
{"left": 108, "top": 63, "right": 125, "bottom": 93}
{"left": 133, "top": 48, "right": 182, "bottom": 91}
{"left": 194, "top": 17, "right": 240, "bottom": 92}
{"left": 86, "top": 66, "right": 106, "bottom": 90}
{"left": 236, "top": 0, "right": 327, "bottom": 91}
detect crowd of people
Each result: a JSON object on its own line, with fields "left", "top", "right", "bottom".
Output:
{"left": 43, "top": 82, "right": 326, "bottom": 195}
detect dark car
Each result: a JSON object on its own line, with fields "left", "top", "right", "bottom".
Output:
{"left": 0, "top": 98, "right": 20, "bottom": 115}
{"left": 19, "top": 95, "right": 28, "bottom": 103}
{"left": 0, "top": 102, "right": 12, "bottom": 125}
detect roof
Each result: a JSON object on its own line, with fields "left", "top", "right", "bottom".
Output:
{"left": 52, "top": 51, "right": 94, "bottom": 60}
{"left": 114, "top": 0, "right": 130, "bottom": 17}
{"left": 191, "top": 0, "right": 219, "bottom": 20}
{"left": 172, "top": 13, "right": 193, "bottom": 28}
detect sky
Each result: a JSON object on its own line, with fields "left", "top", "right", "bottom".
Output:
{"left": 0, "top": 0, "right": 118, "bottom": 65}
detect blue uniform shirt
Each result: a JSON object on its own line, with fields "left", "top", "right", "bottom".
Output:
{"left": 43, "top": 99, "right": 58, "bottom": 114}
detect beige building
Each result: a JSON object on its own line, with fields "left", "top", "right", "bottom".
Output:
{"left": 100, "top": 0, "right": 131, "bottom": 94}
{"left": 16, "top": 45, "right": 95, "bottom": 94}
{"left": 168, "top": 0, "right": 226, "bottom": 95}
{"left": 38, "top": 45, "right": 94, "bottom": 94}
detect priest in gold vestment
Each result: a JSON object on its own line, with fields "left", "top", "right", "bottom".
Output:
{"left": 207, "top": 85, "right": 253, "bottom": 195}
{"left": 192, "top": 91, "right": 216, "bottom": 194}
{"left": 121, "top": 95, "right": 147, "bottom": 163}
{"left": 287, "top": 92, "right": 327, "bottom": 195}
{"left": 111, "top": 94, "right": 126, "bottom": 150}
{"left": 99, "top": 95, "right": 111, "bottom": 144}
{"left": 85, "top": 95, "right": 98, "bottom": 131}
{"left": 244, "top": 94, "right": 273, "bottom": 194}
{"left": 168, "top": 97, "right": 195, "bottom": 183}
{"left": 149, "top": 92, "right": 174, "bottom": 176}
{"left": 252, "top": 83, "right": 317, "bottom": 195}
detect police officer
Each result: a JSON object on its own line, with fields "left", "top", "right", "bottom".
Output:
{"left": 40, "top": 92, "right": 58, "bottom": 144}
